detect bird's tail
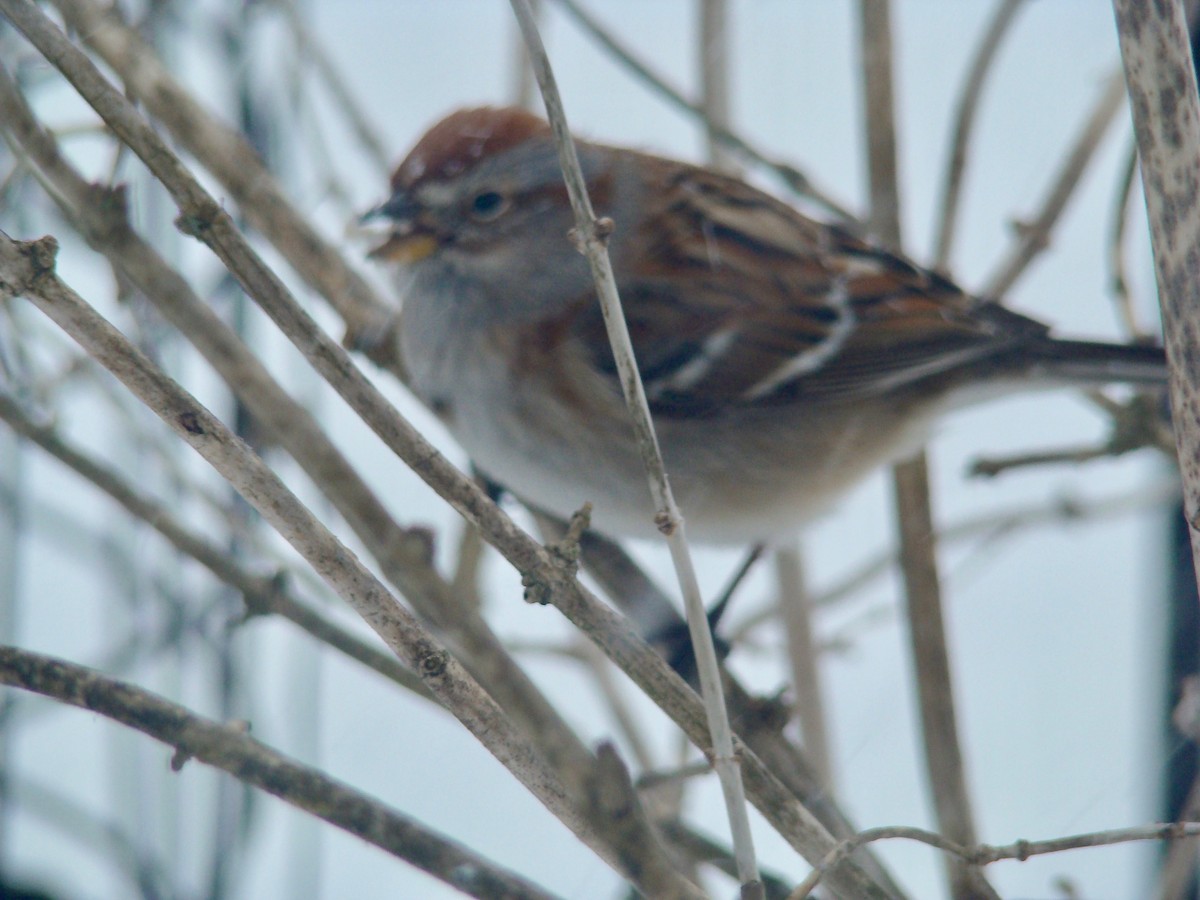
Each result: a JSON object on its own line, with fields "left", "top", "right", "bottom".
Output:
{"left": 1022, "top": 338, "right": 1168, "bottom": 386}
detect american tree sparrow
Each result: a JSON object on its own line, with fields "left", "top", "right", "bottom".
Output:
{"left": 366, "top": 107, "right": 1166, "bottom": 543}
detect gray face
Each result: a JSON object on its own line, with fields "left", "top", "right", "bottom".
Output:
{"left": 380, "top": 136, "right": 608, "bottom": 328}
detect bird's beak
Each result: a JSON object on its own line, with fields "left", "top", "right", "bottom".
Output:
{"left": 358, "top": 193, "right": 439, "bottom": 263}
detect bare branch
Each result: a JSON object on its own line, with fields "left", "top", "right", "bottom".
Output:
{"left": 981, "top": 68, "right": 1127, "bottom": 299}
{"left": 450, "top": 520, "right": 487, "bottom": 611}
{"left": 268, "top": 0, "right": 392, "bottom": 178}
{"left": 0, "top": 24, "right": 888, "bottom": 886}
{"left": 932, "top": 0, "right": 1028, "bottom": 269}
{"left": 578, "top": 529, "right": 910, "bottom": 899}
{"left": 698, "top": 0, "right": 736, "bottom": 173}
{"left": 1107, "top": 139, "right": 1149, "bottom": 338}
{"left": 1111, "top": 0, "right": 1200, "bottom": 599}
{"left": 659, "top": 820, "right": 796, "bottom": 900}
{"left": 773, "top": 545, "right": 832, "bottom": 791}
{"left": 0, "top": 645, "right": 565, "bottom": 900}
{"left": 574, "top": 637, "right": 657, "bottom": 773}
{"left": 0, "top": 390, "right": 432, "bottom": 701}
{"left": 859, "top": 0, "right": 903, "bottom": 245}
{"left": 790, "top": 820, "right": 1200, "bottom": 899}
{"left": 858, "top": 3, "right": 993, "bottom": 897}
{"left": 889, "top": 457, "right": 993, "bottom": 900}
{"left": 0, "top": 56, "right": 615, "bottom": 827}
{"left": 548, "top": 0, "right": 858, "bottom": 223}
{"left": 43, "top": 0, "right": 393, "bottom": 347}
{"left": 507, "top": 1, "right": 761, "bottom": 893}
{"left": 0, "top": 231, "right": 709, "bottom": 896}
{"left": 508, "top": 0, "right": 542, "bottom": 108}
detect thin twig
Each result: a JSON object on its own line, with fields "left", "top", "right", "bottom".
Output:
{"left": 970, "top": 441, "right": 1144, "bottom": 478}
{"left": 268, "top": 0, "right": 392, "bottom": 178}
{"left": 508, "top": 0, "right": 542, "bottom": 109}
{"left": 860, "top": 0, "right": 903, "bottom": 242}
{"left": 577, "top": 529, "right": 910, "bottom": 899}
{"left": 0, "top": 59, "right": 623, "bottom": 827}
{"left": 0, "top": 231, "right": 701, "bottom": 895}
{"left": 450, "top": 521, "right": 487, "bottom": 610}
{"left": 507, "top": 1, "right": 761, "bottom": 894}
{"left": 729, "top": 477, "right": 1180, "bottom": 642}
{"left": 0, "top": 645, "right": 566, "bottom": 900}
{"left": 0, "top": 389, "right": 433, "bottom": 701}
{"left": 789, "top": 821, "right": 1200, "bottom": 899}
{"left": 698, "top": 0, "right": 736, "bottom": 174}
{"left": 44, "top": 0, "right": 393, "bottom": 348}
{"left": 1107, "top": 138, "right": 1149, "bottom": 339}
{"left": 0, "top": 6, "right": 898, "bottom": 892}
{"left": 1156, "top": 769, "right": 1200, "bottom": 899}
{"left": 889, "top": 457, "right": 992, "bottom": 900}
{"left": 931, "top": 0, "right": 1028, "bottom": 269}
{"left": 548, "top": 0, "right": 857, "bottom": 223}
{"left": 659, "top": 820, "right": 796, "bottom": 900}
{"left": 774, "top": 545, "right": 832, "bottom": 791}
{"left": 576, "top": 637, "right": 657, "bottom": 773}
{"left": 981, "top": 67, "right": 1127, "bottom": 299}
{"left": 858, "top": 3, "right": 993, "bottom": 898}
{"left": 635, "top": 760, "right": 714, "bottom": 792}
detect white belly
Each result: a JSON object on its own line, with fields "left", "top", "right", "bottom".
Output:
{"left": 398, "top": 272, "right": 941, "bottom": 543}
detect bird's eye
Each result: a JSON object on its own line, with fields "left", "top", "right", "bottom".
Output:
{"left": 469, "top": 190, "right": 509, "bottom": 221}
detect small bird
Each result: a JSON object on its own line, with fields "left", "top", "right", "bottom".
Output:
{"left": 365, "top": 106, "right": 1166, "bottom": 544}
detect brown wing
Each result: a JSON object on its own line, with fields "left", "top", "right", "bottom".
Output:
{"left": 580, "top": 154, "right": 1049, "bottom": 416}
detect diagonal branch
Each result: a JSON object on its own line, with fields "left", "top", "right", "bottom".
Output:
{"left": 981, "top": 67, "right": 1127, "bottom": 299}
{"left": 1111, "top": 0, "right": 1200, "bottom": 598}
{"left": 0, "top": 645, "right": 565, "bottom": 900}
{"left": 507, "top": 1, "right": 761, "bottom": 894}
{"left": 44, "top": 0, "right": 393, "bottom": 349}
{"left": 0, "top": 56, "right": 612, "bottom": 828}
{"left": 0, "top": 5, "right": 901, "bottom": 892}
{"left": 932, "top": 0, "right": 1028, "bottom": 269}
{"left": 549, "top": 0, "right": 857, "bottom": 223}
{"left": 0, "top": 231, "right": 701, "bottom": 899}
{"left": 0, "top": 389, "right": 433, "bottom": 702}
